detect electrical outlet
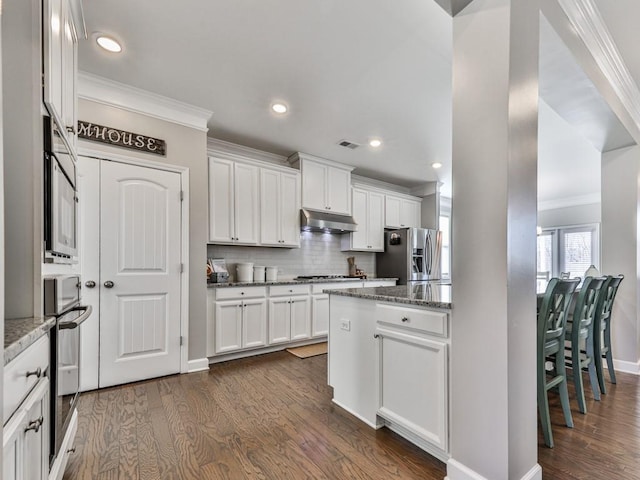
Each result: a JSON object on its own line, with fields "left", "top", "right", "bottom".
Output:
{"left": 340, "top": 319, "right": 351, "bottom": 331}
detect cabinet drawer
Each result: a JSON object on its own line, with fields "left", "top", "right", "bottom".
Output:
{"left": 214, "top": 286, "right": 266, "bottom": 301}
{"left": 375, "top": 303, "right": 448, "bottom": 337}
{"left": 270, "top": 284, "right": 310, "bottom": 297}
{"left": 4, "top": 335, "right": 49, "bottom": 424}
{"left": 311, "top": 281, "right": 362, "bottom": 294}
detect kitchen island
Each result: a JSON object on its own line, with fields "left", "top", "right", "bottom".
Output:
{"left": 327, "top": 283, "right": 452, "bottom": 462}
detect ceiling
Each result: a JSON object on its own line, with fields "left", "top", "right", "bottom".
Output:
{"left": 78, "top": 0, "right": 639, "bottom": 202}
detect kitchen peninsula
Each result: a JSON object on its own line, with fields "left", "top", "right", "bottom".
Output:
{"left": 327, "top": 283, "right": 452, "bottom": 462}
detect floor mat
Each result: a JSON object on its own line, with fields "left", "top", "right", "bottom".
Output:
{"left": 286, "top": 342, "right": 328, "bottom": 358}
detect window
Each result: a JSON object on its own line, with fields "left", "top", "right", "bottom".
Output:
{"left": 439, "top": 215, "right": 450, "bottom": 279}
{"left": 536, "top": 224, "right": 599, "bottom": 281}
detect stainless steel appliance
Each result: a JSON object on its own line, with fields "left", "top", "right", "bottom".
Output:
{"left": 44, "top": 115, "right": 78, "bottom": 263}
{"left": 44, "top": 275, "right": 92, "bottom": 467}
{"left": 376, "top": 228, "right": 442, "bottom": 284}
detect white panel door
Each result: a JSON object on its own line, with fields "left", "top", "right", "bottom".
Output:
{"left": 311, "top": 294, "right": 329, "bottom": 337}
{"left": 242, "top": 299, "right": 267, "bottom": 348}
{"left": 351, "top": 188, "right": 368, "bottom": 249}
{"left": 280, "top": 171, "right": 300, "bottom": 246}
{"left": 301, "top": 160, "right": 327, "bottom": 211}
{"left": 368, "top": 191, "right": 385, "bottom": 251}
{"left": 99, "top": 161, "right": 182, "bottom": 387}
{"left": 214, "top": 301, "right": 242, "bottom": 353}
{"left": 290, "top": 296, "right": 311, "bottom": 340}
{"left": 259, "top": 169, "right": 280, "bottom": 246}
{"left": 233, "top": 162, "right": 259, "bottom": 244}
{"left": 268, "top": 298, "right": 291, "bottom": 344}
{"left": 209, "top": 157, "right": 234, "bottom": 242}
{"left": 327, "top": 167, "right": 351, "bottom": 214}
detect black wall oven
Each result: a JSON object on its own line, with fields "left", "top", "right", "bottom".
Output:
{"left": 44, "top": 115, "right": 78, "bottom": 263}
{"left": 44, "top": 275, "right": 92, "bottom": 466}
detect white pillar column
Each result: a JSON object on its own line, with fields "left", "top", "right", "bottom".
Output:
{"left": 448, "top": 0, "right": 540, "bottom": 479}
{"left": 601, "top": 145, "right": 640, "bottom": 374}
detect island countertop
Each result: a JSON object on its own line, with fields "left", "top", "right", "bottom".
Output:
{"left": 324, "top": 283, "right": 452, "bottom": 309}
{"left": 4, "top": 316, "right": 56, "bottom": 365}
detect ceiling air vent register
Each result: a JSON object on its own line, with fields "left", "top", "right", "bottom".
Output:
{"left": 337, "top": 139, "right": 360, "bottom": 150}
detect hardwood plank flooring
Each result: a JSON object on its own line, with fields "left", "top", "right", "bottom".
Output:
{"left": 64, "top": 352, "right": 640, "bottom": 479}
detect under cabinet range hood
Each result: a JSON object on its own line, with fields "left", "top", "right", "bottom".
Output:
{"left": 300, "top": 209, "right": 358, "bottom": 233}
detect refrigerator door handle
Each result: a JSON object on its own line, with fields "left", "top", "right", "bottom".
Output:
{"left": 425, "top": 233, "right": 432, "bottom": 275}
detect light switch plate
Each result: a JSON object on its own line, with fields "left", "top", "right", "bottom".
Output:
{"left": 340, "top": 319, "right": 351, "bottom": 331}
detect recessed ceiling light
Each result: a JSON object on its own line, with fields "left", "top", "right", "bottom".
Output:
{"left": 432, "top": 162, "right": 443, "bottom": 169}
{"left": 271, "top": 103, "right": 288, "bottom": 114}
{"left": 369, "top": 139, "right": 382, "bottom": 148}
{"left": 96, "top": 35, "right": 122, "bottom": 53}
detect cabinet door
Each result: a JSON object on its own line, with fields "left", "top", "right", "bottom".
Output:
{"left": 259, "top": 169, "right": 281, "bottom": 246}
{"left": 301, "top": 160, "right": 327, "bottom": 211}
{"left": 234, "top": 163, "right": 259, "bottom": 244}
{"left": 290, "top": 296, "right": 311, "bottom": 341}
{"left": 350, "top": 188, "right": 369, "bottom": 250}
{"left": 43, "top": 0, "right": 64, "bottom": 124}
{"left": 214, "top": 301, "right": 242, "bottom": 353}
{"left": 209, "top": 158, "right": 235, "bottom": 242}
{"left": 401, "top": 199, "right": 421, "bottom": 228}
{"left": 327, "top": 167, "right": 351, "bottom": 215}
{"left": 242, "top": 299, "right": 267, "bottom": 349}
{"left": 206, "top": 290, "right": 216, "bottom": 357}
{"left": 61, "top": 0, "right": 77, "bottom": 145}
{"left": 22, "top": 379, "right": 49, "bottom": 480}
{"left": 378, "top": 331, "right": 448, "bottom": 452}
{"left": 311, "top": 294, "right": 329, "bottom": 337}
{"left": 385, "top": 195, "right": 402, "bottom": 228}
{"left": 3, "top": 408, "right": 25, "bottom": 480}
{"left": 268, "top": 297, "right": 291, "bottom": 344}
{"left": 279, "top": 172, "right": 300, "bottom": 247}
{"left": 368, "top": 191, "right": 385, "bottom": 251}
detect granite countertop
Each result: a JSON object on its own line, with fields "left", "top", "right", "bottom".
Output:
{"left": 4, "top": 316, "right": 56, "bottom": 365}
{"left": 207, "top": 277, "right": 398, "bottom": 288}
{"left": 324, "top": 283, "right": 452, "bottom": 309}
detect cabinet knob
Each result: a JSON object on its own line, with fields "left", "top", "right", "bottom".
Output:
{"left": 25, "top": 367, "right": 42, "bottom": 379}
{"left": 401, "top": 317, "right": 409, "bottom": 322}
{"left": 66, "top": 125, "right": 76, "bottom": 134}
{"left": 24, "top": 417, "right": 44, "bottom": 433}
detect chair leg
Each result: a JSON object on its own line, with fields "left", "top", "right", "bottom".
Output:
{"left": 538, "top": 384, "right": 554, "bottom": 448}
{"left": 555, "top": 356, "right": 574, "bottom": 428}
{"left": 605, "top": 351, "right": 617, "bottom": 384}
{"left": 594, "top": 342, "right": 607, "bottom": 395}
{"left": 587, "top": 362, "right": 601, "bottom": 401}
{"left": 572, "top": 349, "right": 587, "bottom": 414}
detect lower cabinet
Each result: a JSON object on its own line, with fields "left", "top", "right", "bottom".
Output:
{"left": 214, "top": 298, "right": 267, "bottom": 354}
{"left": 3, "top": 377, "right": 49, "bottom": 480}
{"left": 268, "top": 295, "right": 311, "bottom": 344}
{"left": 311, "top": 294, "right": 329, "bottom": 337}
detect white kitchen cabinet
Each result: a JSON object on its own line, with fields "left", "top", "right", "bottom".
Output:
{"left": 3, "top": 378, "right": 49, "bottom": 480}
{"left": 209, "top": 157, "right": 259, "bottom": 245}
{"left": 268, "top": 285, "right": 311, "bottom": 344}
{"left": 43, "top": 0, "right": 82, "bottom": 148}
{"left": 214, "top": 298, "right": 267, "bottom": 354}
{"left": 290, "top": 153, "right": 353, "bottom": 215}
{"left": 385, "top": 194, "right": 422, "bottom": 229}
{"left": 260, "top": 168, "right": 300, "bottom": 247}
{"left": 342, "top": 187, "right": 384, "bottom": 252}
{"left": 311, "top": 294, "right": 329, "bottom": 337}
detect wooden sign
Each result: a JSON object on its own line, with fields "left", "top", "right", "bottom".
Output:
{"left": 77, "top": 121, "right": 166, "bottom": 156}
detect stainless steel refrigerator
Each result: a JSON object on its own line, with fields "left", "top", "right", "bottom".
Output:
{"left": 376, "top": 228, "right": 442, "bottom": 284}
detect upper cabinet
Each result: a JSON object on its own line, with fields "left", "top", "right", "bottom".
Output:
{"left": 260, "top": 168, "right": 301, "bottom": 247}
{"left": 342, "top": 187, "right": 384, "bottom": 252}
{"left": 209, "top": 157, "right": 260, "bottom": 245}
{"left": 43, "top": 0, "right": 85, "bottom": 150}
{"left": 385, "top": 194, "right": 422, "bottom": 229}
{"left": 289, "top": 153, "right": 353, "bottom": 216}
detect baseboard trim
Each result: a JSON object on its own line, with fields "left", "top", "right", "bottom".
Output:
{"left": 187, "top": 358, "right": 210, "bottom": 373}
{"left": 613, "top": 358, "right": 640, "bottom": 375}
{"left": 445, "top": 459, "right": 542, "bottom": 480}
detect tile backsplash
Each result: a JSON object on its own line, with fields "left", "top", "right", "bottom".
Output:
{"left": 207, "top": 231, "right": 376, "bottom": 281}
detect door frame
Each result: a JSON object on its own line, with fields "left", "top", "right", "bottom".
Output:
{"left": 78, "top": 146, "right": 190, "bottom": 374}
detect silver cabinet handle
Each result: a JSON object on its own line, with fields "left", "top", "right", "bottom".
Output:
{"left": 67, "top": 447, "right": 77, "bottom": 454}
{"left": 373, "top": 334, "right": 380, "bottom": 339}
{"left": 401, "top": 317, "right": 409, "bottom": 322}
{"left": 26, "top": 367, "right": 42, "bottom": 379}
{"left": 85, "top": 280, "right": 96, "bottom": 288}
{"left": 24, "top": 417, "right": 44, "bottom": 433}
{"left": 104, "top": 281, "right": 114, "bottom": 288}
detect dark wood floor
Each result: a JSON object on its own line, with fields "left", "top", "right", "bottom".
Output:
{"left": 64, "top": 352, "right": 640, "bottom": 480}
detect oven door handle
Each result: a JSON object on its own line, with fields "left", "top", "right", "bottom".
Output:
{"left": 59, "top": 305, "right": 93, "bottom": 330}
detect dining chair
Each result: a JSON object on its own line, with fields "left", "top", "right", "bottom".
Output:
{"left": 564, "top": 276, "right": 606, "bottom": 414}
{"left": 560, "top": 272, "right": 570, "bottom": 279}
{"left": 537, "top": 277, "right": 580, "bottom": 448}
{"left": 592, "top": 274, "right": 624, "bottom": 394}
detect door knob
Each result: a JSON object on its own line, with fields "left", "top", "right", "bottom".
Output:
{"left": 85, "top": 280, "right": 96, "bottom": 288}
{"left": 104, "top": 281, "right": 115, "bottom": 288}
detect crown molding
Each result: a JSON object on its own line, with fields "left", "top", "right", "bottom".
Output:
{"left": 350, "top": 174, "right": 414, "bottom": 196}
{"left": 537, "top": 192, "right": 600, "bottom": 211}
{"left": 557, "top": 0, "right": 640, "bottom": 135}
{"left": 207, "top": 138, "right": 289, "bottom": 166}
{"left": 78, "top": 72, "right": 213, "bottom": 132}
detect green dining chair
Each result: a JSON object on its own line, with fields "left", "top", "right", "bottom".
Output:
{"left": 564, "top": 276, "right": 606, "bottom": 414}
{"left": 537, "top": 277, "right": 579, "bottom": 448}
{"left": 592, "top": 274, "right": 624, "bottom": 394}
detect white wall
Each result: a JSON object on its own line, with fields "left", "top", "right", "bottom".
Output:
{"left": 601, "top": 145, "right": 640, "bottom": 371}
{"left": 78, "top": 98, "right": 209, "bottom": 360}
{"left": 537, "top": 202, "right": 600, "bottom": 228}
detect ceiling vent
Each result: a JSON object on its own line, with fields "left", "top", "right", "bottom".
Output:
{"left": 338, "top": 139, "right": 360, "bottom": 150}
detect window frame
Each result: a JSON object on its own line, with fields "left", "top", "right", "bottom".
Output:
{"left": 538, "top": 223, "right": 600, "bottom": 278}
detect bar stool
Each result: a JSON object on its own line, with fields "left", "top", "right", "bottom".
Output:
{"left": 537, "top": 277, "right": 580, "bottom": 448}
{"left": 564, "top": 276, "right": 606, "bottom": 413}
{"left": 592, "top": 274, "right": 624, "bottom": 394}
